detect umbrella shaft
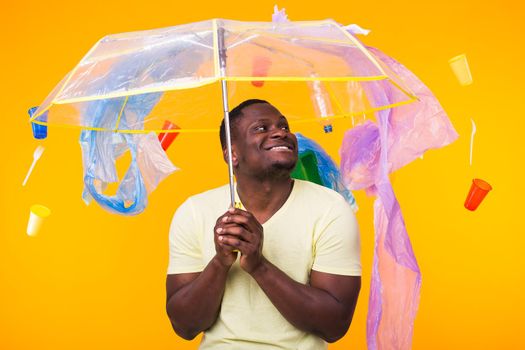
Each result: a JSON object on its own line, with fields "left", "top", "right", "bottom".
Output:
{"left": 217, "top": 24, "right": 235, "bottom": 207}
{"left": 221, "top": 78, "right": 235, "bottom": 208}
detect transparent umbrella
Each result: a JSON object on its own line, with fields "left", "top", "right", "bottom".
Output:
{"left": 30, "top": 18, "right": 418, "bottom": 207}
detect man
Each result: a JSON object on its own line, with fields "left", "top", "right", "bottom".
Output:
{"left": 166, "top": 99, "right": 361, "bottom": 349}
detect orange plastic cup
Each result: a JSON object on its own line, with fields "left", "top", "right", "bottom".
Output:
{"left": 251, "top": 56, "right": 272, "bottom": 88}
{"left": 464, "top": 178, "right": 492, "bottom": 211}
{"left": 158, "top": 120, "right": 180, "bottom": 151}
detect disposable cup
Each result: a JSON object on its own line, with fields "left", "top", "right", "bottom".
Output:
{"left": 251, "top": 56, "right": 272, "bottom": 88}
{"left": 27, "top": 204, "right": 51, "bottom": 236}
{"left": 28, "top": 106, "right": 48, "bottom": 139}
{"left": 464, "top": 179, "right": 492, "bottom": 211}
{"left": 449, "top": 54, "right": 473, "bottom": 86}
{"left": 158, "top": 120, "right": 180, "bottom": 151}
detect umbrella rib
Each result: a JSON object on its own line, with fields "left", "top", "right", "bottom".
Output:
{"left": 53, "top": 78, "right": 217, "bottom": 104}
{"left": 385, "top": 76, "right": 419, "bottom": 101}
{"left": 31, "top": 99, "right": 417, "bottom": 133}
{"left": 288, "top": 98, "right": 418, "bottom": 126}
{"left": 28, "top": 103, "right": 52, "bottom": 123}
{"left": 324, "top": 81, "right": 345, "bottom": 115}
{"left": 226, "top": 34, "right": 259, "bottom": 50}
{"left": 51, "top": 40, "right": 102, "bottom": 104}
{"left": 244, "top": 37, "right": 315, "bottom": 70}
{"left": 333, "top": 22, "right": 387, "bottom": 76}
{"left": 52, "top": 76, "right": 390, "bottom": 105}
{"left": 334, "top": 22, "right": 418, "bottom": 101}
{"left": 222, "top": 19, "right": 332, "bottom": 32}
{"left": 113, "top": 96, "right": 129, "bottom": 131}
{"left": 250, "top": 30, "right": 353, "bottom": 46}
{"left": 83, "top": 32, "right": 213, "bottom": 63}
{"left": 225, "top": 76, "right": 387, "bottom": 81}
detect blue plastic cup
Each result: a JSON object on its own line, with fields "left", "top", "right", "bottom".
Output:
{"left": 28, "top": 106, "right": 48, "bottom": 139}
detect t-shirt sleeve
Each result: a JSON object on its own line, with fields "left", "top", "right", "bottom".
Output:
{"left": 312, "top": 197, "right": 361, "bottom": 276}
{"left": 167, "top": 198, "right": 205, "bottom": 274}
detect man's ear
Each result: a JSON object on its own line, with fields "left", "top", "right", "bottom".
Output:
{"left": 222, "top": 146, "right": 239, "bottom": 167}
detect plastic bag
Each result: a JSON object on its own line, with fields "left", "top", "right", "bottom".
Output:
{"left": 296, "top": 133, "right": 357, "bottom": 211}
{"left": 80, "top": 93, "right": 177, "bottom": 215}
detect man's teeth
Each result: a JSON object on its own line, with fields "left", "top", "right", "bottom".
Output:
{"left": 270, "top": 146, "right": 290, "bottom": 150}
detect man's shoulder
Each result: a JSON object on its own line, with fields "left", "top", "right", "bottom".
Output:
{"left": 185, "top": 184, "right": 230, "bottom": 206}
{"left": 295, "top": 179, "right": 346, "bottom": 204}
{"left": 173, "top": 184, "right": 229, "bottom": 221}
{"left": 293, "top": 180, "right": 354, "bottom": 219}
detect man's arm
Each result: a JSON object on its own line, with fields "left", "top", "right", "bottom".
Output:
{"left": 251, "top": 260, "right": 360, "bottom": 342}
{"left": 217, "top": 208, "right": 361, "bottom": 343}
{"left": 166, "top": 211, "right": 238, "bottom": 340}
{"left": 165, "top": 256, "right": 229, "bottom": 340}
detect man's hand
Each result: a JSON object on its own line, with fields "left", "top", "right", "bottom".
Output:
{"left": 216, "top": 207, "right": 264, "bottom": 274}
{"left": 213, "top": 210, "right": 238, "bottom": 268}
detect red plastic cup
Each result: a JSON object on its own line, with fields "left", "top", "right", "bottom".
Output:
{"left": 464, "top": 178, "right": 492, "bottom": 211}
{"left": 158, "top": 120, "right": 180, "bottom": 151}
{"left": 251, "top": 56, "right": 272, "bottom": 88}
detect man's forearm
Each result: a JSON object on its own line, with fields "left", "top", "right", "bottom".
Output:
{"left": 166, "top": 256, "right": 230, "bottom": 339}
{"left": 251, "top": 258, "right": 357, "bottom": 343}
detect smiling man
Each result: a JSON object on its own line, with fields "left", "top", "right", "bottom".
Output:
{"left": 166, "top": 99, "right": 361, "bottom": 349}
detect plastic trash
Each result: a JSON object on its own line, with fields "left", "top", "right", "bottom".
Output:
{"left": 158, "top": 120, "right": 180, "bottom": 151}
{"left": 295, "top": 133, "right": 357, "bottom": 210}
{"left": 80, "top": 93, "right": 177, "bottom": 215}
{"left": 308, "top": 78, "right": 334, "bottom": 133}
{"left": 464, "top": 178, "right": 492, "bottom": 211}
{"left": 470, "top": 118, "right": 476, "bottom": 166}
{"left": 449, "top": 54, "right": 473, "bottom": 86}
{"left": 27, "top": 204, "right": 51, "bottom": 236}
{"left": 251, "top": 56, "right": 272, "bottom": 87}
{"left": 22, "top": 145, "right": 45, "bottom": 187}
{"left": 28, "top": 106, "right": 48, "bottom": 139}
{"left": 291, "top": 150, "right": 324, "bottom": 185}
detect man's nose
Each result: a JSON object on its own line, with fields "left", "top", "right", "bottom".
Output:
{"left": 270, "top": 127, "right": 287, "bottom": 138}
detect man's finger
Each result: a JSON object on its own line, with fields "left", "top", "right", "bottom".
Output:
{"left": 227, "top": 207, "right": 254, "bottom": 219}
{"left": 217, "top": 225, "right": 254, "bottom": 242}
{"left": 222, "top": 212, "right": 261, "bottom": 233}
{"left": 218, "top": 235, "right": 249, "bottom": 253}
{"left": 222, "top": 213, "right": 249, "bottom": 223}
{"left": 215, "top": 212, "right": 230, "bottom": 226}
{"left": 216, "top": 239, "right": 240, "bottom": 253}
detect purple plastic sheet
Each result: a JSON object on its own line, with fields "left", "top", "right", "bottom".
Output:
{"left": 341, "top": 47, "right": 459, "bottom": 191}
{"left": 341, "top": 47, "right": 458, "bottom": 349}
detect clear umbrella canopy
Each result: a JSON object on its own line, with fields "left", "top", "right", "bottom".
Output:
{"left": 30, "top": 19, "right": 416, "bottom": 134}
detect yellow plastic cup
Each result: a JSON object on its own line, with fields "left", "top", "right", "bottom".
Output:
{"left": 449, "top": 54, "right": 473, "bottom": 86}
{"left": 27, "top": 204, "right": 51, "bottom": 236}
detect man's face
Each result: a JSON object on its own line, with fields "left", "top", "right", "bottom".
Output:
{"left": 229, "top": 103, "right": 298, "bottom": 178}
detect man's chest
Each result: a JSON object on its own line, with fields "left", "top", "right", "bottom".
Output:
{"left": 199, "top": 216, "right": 317, "bottom": 284}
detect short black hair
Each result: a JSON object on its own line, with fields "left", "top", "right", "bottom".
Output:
{"left": 219, "top": 99, "right": 269, "bottom": 150}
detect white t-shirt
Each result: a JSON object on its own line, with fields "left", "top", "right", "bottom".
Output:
{"left": 168, "top": 179, "right": 361, "bottom": 349}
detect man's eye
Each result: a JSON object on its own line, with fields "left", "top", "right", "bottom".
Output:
{"left": 281, "top": 125, "right": 290, "bottom": 131}
{"left": 254, "top": 125, "right": 266, "bottom": 132}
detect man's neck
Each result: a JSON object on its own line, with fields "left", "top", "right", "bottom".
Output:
{"left": 236, "top": 175, "right": 294, "bottom": 224}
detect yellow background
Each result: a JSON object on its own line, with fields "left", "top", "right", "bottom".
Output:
{"left": 1, "top": 0, "right": 523, "bottom": 349}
